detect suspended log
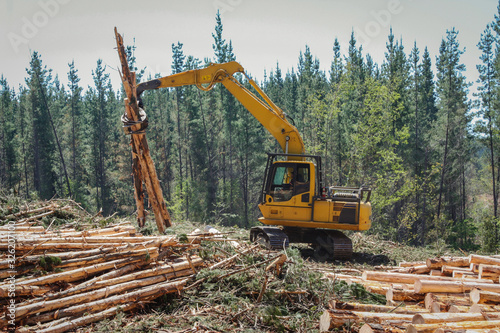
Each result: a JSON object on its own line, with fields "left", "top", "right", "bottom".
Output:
{"left": 414, "top": 279, "right": 500, "bottom": 294}
{"left": 470, "top": 288, "right": 500, "bottom": 304}
{"left": 406, "top": 320, "right": 500, "bottom": 333}
{"left": 114, "top": 27, "right": 171, "bottom": 233}
{"left": 426, "top": 257, "right": 469, "bottom": 270}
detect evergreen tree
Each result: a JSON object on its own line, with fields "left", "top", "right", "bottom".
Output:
{"left": 330, "top": 38, "right": 343, "bottom": 85}
{"left": 475, "top": 24, "right": 499, "bottom": 219}
{"left": 171, "top": 42, "right": 188, "bottom": 219}
{"left": 435, "top": 29, "right": 471, "bottom": 237}
{"left": 26, "top": 52, "right": 57, "bottom": 199}
{"left": 67, "top": 61, "right": 85, "bottom": 203}
{"left": 88, "top": 59, "right": 113, "bottom": 213}
{"left": 211, "top": 11, "right": 239, "bottom": 221}
{"left": 0, "top": 76, "right": 17, "bottom": 190}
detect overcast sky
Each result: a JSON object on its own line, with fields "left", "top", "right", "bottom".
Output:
{"left": 0, "top": 0, "right": 498, "bottom": 94}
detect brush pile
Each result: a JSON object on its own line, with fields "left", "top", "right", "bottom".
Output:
{"left": 320, "top": 255, "right": 500, "bottom": 332}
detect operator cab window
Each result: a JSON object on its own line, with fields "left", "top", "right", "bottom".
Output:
{"left": 269, "top": 165, "right": 294, "bottom": 202}
{"left": 268, "top": 164, "right": 310, "bottom": 202}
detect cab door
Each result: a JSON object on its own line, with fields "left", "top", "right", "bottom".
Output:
{"left": 264, "top": 162, "right": 313, "bottom": 206}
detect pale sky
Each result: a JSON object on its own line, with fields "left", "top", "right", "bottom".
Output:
{"left": 0, "top": 0, "right": 498, "bottom": 94}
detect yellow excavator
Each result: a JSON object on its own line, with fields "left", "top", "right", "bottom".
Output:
{"left": 136, "top": 61, "right": 371, "bottom": 259}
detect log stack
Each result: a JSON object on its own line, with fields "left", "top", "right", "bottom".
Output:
{"left": 321, "top": 255, "right": 500, "bottom": 332}
{"left": 0, "top": 202, "right": 245, "bottom": 333}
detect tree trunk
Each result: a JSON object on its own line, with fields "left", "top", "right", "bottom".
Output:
{"left": 319, "top": 309, "right": 413, "bottom": 331}
{"left": 426, "top": 256, "right": 469, "bottom": 269}
{"left": 407, "top": 320, "right": 500, "bottom": 333}
{"left": 414, "top": 279, "right": 500, "bottom": 294}
{"left": 412, "top": 312, "right": 500, "bottom": 324}
{"left": 470, "top": 288, "right": 500, "bottom": 304}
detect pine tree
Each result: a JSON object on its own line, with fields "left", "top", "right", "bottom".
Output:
{"left": 330, "top": 38, "right": 343, "bottom": 85}
{"left": 67, "top": 60, "right": 85, "bottom": 202}
{"left": 171, "top": 41, "right": 188, "bottom": 219}
{"left": 26, "top": 52, "right": 57, "bottom": 199}
{"left": 0, "top": 76, "right": 17, "bottom": 190}
{"left": 476, "top": 24, "right": 499, "bottom": 218}
{"left": 382, "top": 29, "right": 410, "bottom": 150}
{"left": 88, "top": 59, "right": 113, "bottom": 213}
{"left": 212, "top": 11, "right": 239, "bottom": 222}
{"left": 435, "top": 28, "right": 471, "bottom": 230}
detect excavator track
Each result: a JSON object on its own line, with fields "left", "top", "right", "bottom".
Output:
{"left": 284, "top": 227, "right": 352, "bottom": 260}
{"left": 250, "top": 226, "right": 289, "bottom": 250}
{"left": 251, "top": 226, "right": 352, "bottom": 260}
{"left": 314, "top": 230, "right": 353, "bottom": 260}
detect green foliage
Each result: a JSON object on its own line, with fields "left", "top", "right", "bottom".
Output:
{"left": 334, "top": 280, "right": 386, "bottom": 304}
{"left": 478, "top": 216, "right": 499, "bottom": 253}
{"left": 38, "top": 256, "right": 62, "bottom": 271}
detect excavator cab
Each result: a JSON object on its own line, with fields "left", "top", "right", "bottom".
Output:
{"left": 266, "top": 163, "right": 311, "bottom": 203}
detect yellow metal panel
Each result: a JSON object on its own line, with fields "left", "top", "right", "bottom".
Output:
{"left": 312, "top": 200, "right": 330, "bottom": 222}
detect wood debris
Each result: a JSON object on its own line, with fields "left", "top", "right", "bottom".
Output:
{"left": 320, "top": 254, "right": 500, "bottom": 332}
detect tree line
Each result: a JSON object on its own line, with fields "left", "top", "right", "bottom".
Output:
{"left": 2, "top": 8, "right": 500, "bottom": 251}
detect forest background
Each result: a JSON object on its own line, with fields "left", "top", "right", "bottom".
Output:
{"left": 2, "top": 4, "right": 500, "bottom": 252}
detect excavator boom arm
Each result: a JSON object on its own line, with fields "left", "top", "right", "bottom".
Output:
{"left": 136, "top": 61, "right": 305, "bottom": 156}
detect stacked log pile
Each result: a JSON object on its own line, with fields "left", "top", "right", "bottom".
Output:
{"left": 321, "top": 256, "right": 500, "bottom": 332}
{"left": 0, "top": 201, "right": 248, "bottom": 333}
